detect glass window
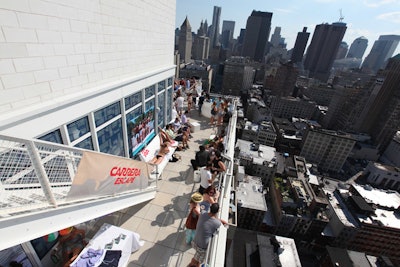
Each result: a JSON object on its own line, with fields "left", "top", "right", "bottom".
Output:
{"left": 0, "top": 244, "right": 34, "bottom": 265}
{"left": 67, "top": 116, "right": 90, "bottom": 142}
{"left": 158, "top": 92, "right": 165, "bottom": 127}
{"left": 74, "top": 137, "right": 94, "bottom": 150}
{"left": 166, "top": 87, "right": 172, "bottom": 122}
{"left": 97, "top": 119, "right": 124, "bottom": 157}
{"left": 145, "top": 99, "right": 155, "bottom": 112}
{"left": 168, "top": 77, "right": 173, "bottom": 87}
{"left": 94, "top": 102, "right": 121, "bottom": 127}
{"left": 126, "top": 106, "right": 142, "bottom": 123}
{"left": 124, "top": 91, "right": 142, "bottom": 111}
{"left": 38, "top": 129, "right": 63, "bottom": 144}
{"left": 145, "top": 85, "right": 155, "bottom": 99}
{"left": 158, "top": 80, "right": 166, "bottom": 91}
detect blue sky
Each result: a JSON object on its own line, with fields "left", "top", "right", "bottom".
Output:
{"left": 176, "top": 0, "right": 400, "bottom": 56}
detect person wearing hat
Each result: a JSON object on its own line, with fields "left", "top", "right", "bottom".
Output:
{"left": 185, "top": 192, "right": 203, "bottom": 245}
{"left": 189, "top": 203, "right": 228, "bottom": 267}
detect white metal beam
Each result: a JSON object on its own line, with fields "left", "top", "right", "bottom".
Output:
{"left": 0, "top": 189, "right": 156, "bottom": 251}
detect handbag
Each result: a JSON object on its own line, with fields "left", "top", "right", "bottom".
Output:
{"left": 185, "top": 208, "right": 198, "bottom": 230}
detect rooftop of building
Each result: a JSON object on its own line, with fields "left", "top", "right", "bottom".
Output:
{"left": 235, "top": 138, "right": 276, "bottom": 165}
{"left": 237, "top": 175, "right": 267, "bottom": 211}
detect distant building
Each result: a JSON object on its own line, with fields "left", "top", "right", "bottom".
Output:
{"left": 362, "top": 35, "right": 400, "bottom": 73}
{"left": 335, "top": 42, "right": 348, "bottom": 60}
{"left": 221, "top": 20, "right": 235, "bottom": 49}
{"left": 178, "top": 17, "right": 192, "bottom": 63}
{"left": 381, "top": 132, "right": 400, "bottom": 167}
{"left": 300, "top": 129, "right": 355, "bottom": 173}
{"left": 242, "top": 10, "right": 273, "bottom": 62}
{"left": 270, "top": 96, "right": 317, "bottom": 120}
{"left": 234, "top": 139, "right": 277, "bottom": 186}
{"left": 326, "top": 184, "right": 400, "bottom": 265}
{"left": 226, "top": 229, "right": 302, "bottom": 267}
{"left": 209, "top": 6, "right": 222, "bottom": 48}
{"left": 179, "top": 62, "right": 213, "bottom": 92}
{"left": 346, "top": 36, "right": 368, "bottom": 59}
{"left": 268, "top": 155, "right": 330, "bottom": 245}
{"left": 356, "top": 55, "right": 400, "bottom": 153}
{"left": 363, "top": 162, "right": 400, "bottom": 191}
{"left": 304, "top": 22, "right": 347, "bottom": 82}
{"left": 265, "top": 61, "right": 298, "bottom": 97}
{"left": 236, "top": 175, "right": 267, "bottom": 230}
{"left": 270, "top": 27, "right": 282, "bottom": 47}
{"left": 192, "top": 35, "right": 210, "bottom": 61}
{"left": 239, "top": 120, "right": 277, "bottom": 147}
{"left": 320, "top": 246, "right": 389, "bottom": 267}
{"left": 222, "top": 57, "right": 255, "bottom": 96}
{"left": 291, "top": 27, "right": 310, "bottom": 64}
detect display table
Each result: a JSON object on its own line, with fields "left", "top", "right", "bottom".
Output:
{"left": 70, "top": 223, "right": 144, "bottom": 267}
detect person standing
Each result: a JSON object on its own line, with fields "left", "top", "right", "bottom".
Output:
{"left": 199, "top": 163, "right": 213, "bottom": 194}
{"left": 188, "top": 203, "right": 228, "bottom": 267}
{"left": 185, "top": 192, "right": 203, "bottom": 245}
{"left": 198, "top": 92, "right": 205, "bottom": 116}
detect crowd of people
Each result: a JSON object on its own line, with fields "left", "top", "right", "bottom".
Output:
{"left": 172, "top": 78, "right": 231, "bottom": 267}
{"left": 148, "top": 77, "right": 230, "bottom": 267}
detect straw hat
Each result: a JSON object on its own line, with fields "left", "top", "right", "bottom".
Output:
{"left": 191, "top": 192, "right": 203, "bottom": 203}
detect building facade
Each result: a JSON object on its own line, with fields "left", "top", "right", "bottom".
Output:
{"left": 241, "top": 10, "right": 273, "bottom": 62}
{"left": 362, "top": 35, "right": 400, "bottom": 73}
{"left": 346, "top": 36, "right": 368, "bottom": 59}
{"left": 300, "top": 129, "right": 355, "bottom": 173}
{"left": 291, "top": 27, "right": 310, "bottom": 64}
{"left": 178, "top": 17, "right": 193, "bottom": 63}
{"left": 0, "top": 0, "right": 176, "bottom": 160}
{"left": 304, "top": 22, "right": 347, "bottom": 82}
{"left": 210, "top": 6, "right": 222, "bottom": 48}
{"left": 270, "top": 96, "right": 317, "bottom": 120}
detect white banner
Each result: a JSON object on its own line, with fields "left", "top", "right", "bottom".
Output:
{"left": 67, "top": 151, "right": 150, "bottom": 200}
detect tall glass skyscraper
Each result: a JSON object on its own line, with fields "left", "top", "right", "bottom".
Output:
{"left": 291, "top": 27, "right": 310, "bottom": 64}
{"left": 303, "top": 22, "right": 347, "bottom": 82}
{"left": 362, "top": 35, "right": 400, "bottom": 73}
{"left": 210, "top": 6, "right": 222, "bottom": 48}
{"left": 241, "top": 10, "right": 273, "bottom": 62}
{"left": 346, "top": 36, "right": 368, "bottom": 59}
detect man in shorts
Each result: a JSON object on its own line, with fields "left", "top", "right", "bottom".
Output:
{"left": 188, "top": 203, "right": 228, "bottom": 267}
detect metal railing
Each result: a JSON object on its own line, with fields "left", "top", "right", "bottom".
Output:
{"left": 0, "top": 135, "right": 153, "bottom": 218}
{"left": 203, "top": 98, "right": 238, "bottom": 266}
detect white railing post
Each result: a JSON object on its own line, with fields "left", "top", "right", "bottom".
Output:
{"left": 26, "top": 140, "right": 58, "bottom": 207}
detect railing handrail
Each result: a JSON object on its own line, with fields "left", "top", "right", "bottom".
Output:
{"left": 203, "top": 98, "right": 238, "bottom": 266}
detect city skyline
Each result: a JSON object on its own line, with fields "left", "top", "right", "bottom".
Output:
{"left": 176, "top": 0, "right": 400, "bottom": 57}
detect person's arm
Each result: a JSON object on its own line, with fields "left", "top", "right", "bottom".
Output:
{"left": 217, "top": 161, "right": 227, "bottom": 172}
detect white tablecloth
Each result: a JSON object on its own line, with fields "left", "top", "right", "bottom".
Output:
{"left": 70, "top": 223, "right": 144, "bottom": 267}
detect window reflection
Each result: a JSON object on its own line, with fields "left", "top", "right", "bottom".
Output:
{"left": 74, "top": 137, "right": 94, "bottom": 150}
{"left": 158, "top": 92, "right": 165, "bottom": 127}
{"left": 67, "top": 116, "right": 90, "bottom": 142}
{"left": 94, "top": 102, "right": 121, "bottom": 127}
{"left": 168, "top": 77, "right": 173, "bottom": 86}
{"left": 124, "top": 91, "right": 142, "bottom": 110}
{"left": 158, "top": 80, "right": 165, "bottom": 91}
{"left": 38, "top": 130, "right": 63, "bottom": 144}
{"left": 98, "top": 119, "right": 124, "bottom": 157}
{"left": 145, "top": 85, "right": 155, "bottom": 99}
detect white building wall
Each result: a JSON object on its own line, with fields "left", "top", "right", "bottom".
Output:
{"left": 0, "top": 0, "right": 176, "bottom": 138}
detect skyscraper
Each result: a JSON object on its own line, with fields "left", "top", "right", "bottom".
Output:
{"left": 362, "top": 35, "right": 400, "bottom": 73}
{"left": 357, "top": 55, "right": 400, "bottom": 153}
{"left": 210, "top": 6, "right": 222, "bottom": 47}
{"left": 270, "top": 27, "right": 282, "bottom": 47}
{"left": 291, "top": 27, "right": 310, "bottom": 63}
{"left": 241, "top": 10, "right": 273, "bottom": 62}
{"left": 178, "top": 17, "right": 192, "bottom": 63}
{"left": 346, "top": 36, "right": 368, "bottom": 59}
{"left": 335, "top": 42, "right": 348, "bottom": 59}
{"left": 221, "top": 20, "right": 235, "bottom": 49}
{"left": 303, "top": 22, "right": 347, "bottom": 82}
